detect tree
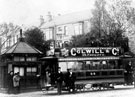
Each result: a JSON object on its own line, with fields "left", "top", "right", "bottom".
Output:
{"left": 0, "top": 23, "right": 21, "bottom": 53}
{"left": 108, "top": 0, "right": 135, "bottom": 53}
{"left": 68, "top": 0, "right": 129, "bottom": 52}
{"left": 90, "top": 0, "right": 112, "bottom": 38}
{"left": 24, "top": 27, "right": 49, "bottom": 55}
{"left": 108, "top": 0, "right": 134, "bottom": 34}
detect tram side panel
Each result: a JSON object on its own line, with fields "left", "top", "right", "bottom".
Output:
{"left": 74, "top": 69, "right": 125, "bottom": 85}
{"left": 59, "top": 59, "right": 125, "bottom": 90}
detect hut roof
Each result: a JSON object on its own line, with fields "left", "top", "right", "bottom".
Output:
{"left": 1, "top": 41, "right": 43, "bottom": 55}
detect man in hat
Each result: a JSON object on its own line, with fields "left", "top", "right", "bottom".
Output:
{"left": 7, "top": 71, "right": 14, "bottom": 94}
{"left": 13, "top": 72, "right": 21, "bottom": 94}
{"left": 56, "top": 67, "right": 63, "bottom": 95}
{"left": 67, "top": 68, "right": 76, "bottom": 93}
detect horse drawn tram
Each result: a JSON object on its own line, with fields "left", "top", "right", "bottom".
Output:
{"left": 41, "top": 47, "right": 134, "bottom": 92}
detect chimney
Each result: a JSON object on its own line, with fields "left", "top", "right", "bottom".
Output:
{"left": 58, "top": 14, "right": 61, "bottom": 16}
{"left": 19, "top": 29, "right": 24, "bottom": 42}
{"left": 46, "top": 12, "right": 52, "bottom": 22}
{"left": 40, "top": 15, "right": 44, "bottom": 25}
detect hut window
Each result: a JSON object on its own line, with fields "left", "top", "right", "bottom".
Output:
{"left": 14, "top": 57, "right": 19, "bottom": 61}
{"left": 20, "top": 57, "right": 25, "bottom": 61}
{"left": 32, "top": 57, "right": 37, "bottom": 61}
{"left": 8, "top": 64, "right": 13, "bottom": 73}
{"left": 20, "top": 67, "right": 24, "bottom": 76}
{"left": 14, "top": 67, "right": 24, "bottom": 76}
{"left": 26, "top": 67, "right": 37, "bottom": 76}
{"left": 14, "top": 57, "right": 25, "bottom": 61}
{"left": 26, "top": 57, "right": 31, "bottom": 61}
{"left": 26, "top": 57, "right": 37, "bottom": 61}
{"left": 14, "top": 67, "right": 19, "bottom": 73}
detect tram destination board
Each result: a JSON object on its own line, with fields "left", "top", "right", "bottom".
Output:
{"left": 60, "top": 47, "right": 122, "bottom": 57}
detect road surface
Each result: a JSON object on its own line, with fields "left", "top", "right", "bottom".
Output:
{"left": 0, "top": 85, "right": 135, "bottom": 97}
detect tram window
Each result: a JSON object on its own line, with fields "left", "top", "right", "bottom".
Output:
{"left": 108, "top": 60, "right": 119, "bottom": 69}
{"left": 117, "top": 71, "right": 123, "bottom": 75}
{"left": 102, "top": 71, "right": 108, "bottom": 75}
{"left": 110, "top": 71, "right": 115, "bottom": 75}
{"left": 103, "top": 64, "right": 108, "bottom": 69}
{"left": 59, "top": 62, "right": 68, "bottom": 71}
{"left": 85, "top": 64, "right": 90, "bottom": 70}
{"left": 86, "top": 72, "right": 90, "bottom": 76}
{"left": 96, "top": 72, "right": 100, "bottom": 76}
{"left": 77, "top": 72, "right": 85, "bottom": 77}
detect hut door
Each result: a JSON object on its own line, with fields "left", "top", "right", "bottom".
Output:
{"left": 26, "top": 66, "right": 38, "bottom": 88}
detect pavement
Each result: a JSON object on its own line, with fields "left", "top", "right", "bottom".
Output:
{"left": 0, "top": 85, "right": 135, "bottom": 97}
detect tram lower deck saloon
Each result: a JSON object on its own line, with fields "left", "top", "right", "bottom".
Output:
{"left": 57, "top": 47, "right": 125, "bottom": 85}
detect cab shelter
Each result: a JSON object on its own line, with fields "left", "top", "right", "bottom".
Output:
{"left": 0, "top": 36, "right": 43, "bottom": 93}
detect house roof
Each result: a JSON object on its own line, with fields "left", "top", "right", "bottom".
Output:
{"left": 1, "top": 41, "right": 43, "bottom": 55}
{"left": 40, "top": 10, "right": 92, "bottom": 29}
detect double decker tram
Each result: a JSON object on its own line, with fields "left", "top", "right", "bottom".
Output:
{"left": 41, "top": 47, "right": 134, "bottom": 91}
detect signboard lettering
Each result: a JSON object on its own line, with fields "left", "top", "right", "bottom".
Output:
{"left": 60, "top": 47, "right": 121, "bottom": 57}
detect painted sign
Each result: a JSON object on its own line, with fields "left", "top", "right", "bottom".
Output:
{"left": 60, "top": 47, "right": 121, "bottom": 57}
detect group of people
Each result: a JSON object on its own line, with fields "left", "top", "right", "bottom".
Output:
{"left": 56, "top": 67, "right": 76, "bottom": 95}
{"left": 8, "top": 67, "right": 76, "bottom": 95}
{"left": 7, "top": 71, "right": 21, "bottom": 94}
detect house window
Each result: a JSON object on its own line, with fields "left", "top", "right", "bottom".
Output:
{"left": 74, "top": 23, "right": 83, "bottom": 35}
{"left": 64, "top": 26, "right": 68, "bottom": 35}
{"left": 74, "top": 24, "right": 79, "bottom": 35}
{"left": 57, "top": 26, "right": 63, "bottom": 34}
{"left": 45, "top": 29, "right": 49, "bottom": 40}
{"left": 49, "top": 29, "right": 53, "bottom": 39}
{"left": 44, "top": 28, "right": 53, "bottom": 40}
{"left": 79, "top": 23, "right": 83, "bottom": 34}
{"left": 58, "top": 27, "right": 62, "bottom": 31}
{"left": 26, "top": 67, "right": 37, "bottom": 76}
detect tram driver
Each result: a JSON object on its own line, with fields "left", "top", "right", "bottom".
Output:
{"left": 66, "top": 68, "right": 76, "bottom": 93}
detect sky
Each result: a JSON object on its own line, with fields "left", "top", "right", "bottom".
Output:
{"left": 0, "top": 0, "right": 95, "bottom": 27}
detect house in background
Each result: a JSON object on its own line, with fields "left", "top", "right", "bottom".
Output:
{"left": 0, "top": 23, "right": 27, "bottom": 54}
{"left": 40, "top": 10, "right": 92, "bottom": 48}
{"left": 0, "top": 10, "right": 92, "bottom": 53}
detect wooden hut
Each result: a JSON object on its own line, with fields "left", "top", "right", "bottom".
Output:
{"left": 0, "top": 30, "right": 43, "bottom": 93}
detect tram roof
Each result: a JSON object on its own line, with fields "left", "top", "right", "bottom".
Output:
{"left": 58, "top": 56, "right": 120, "bottom": 62}
{"left": 121, "top": 51, "right": 135, "bottom": 58}
{"left": 40, "top": 56, "right": 58, "bottom": 60}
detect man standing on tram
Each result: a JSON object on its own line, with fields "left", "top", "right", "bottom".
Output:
{"left": 66, "top": 68, "right": 76, "bottom": 93}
